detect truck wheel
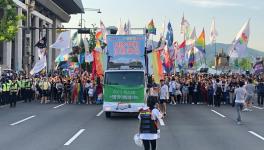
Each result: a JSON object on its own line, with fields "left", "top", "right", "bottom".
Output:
{"left": 105, "top": 112, "right": 111, "bottom": 118}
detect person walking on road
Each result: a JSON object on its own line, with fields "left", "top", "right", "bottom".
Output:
{"left": 244, "top": 79, "right": 255, "bottom": 111}
{"left": 234, "top": 81, "right": 247, "bottom": 125}
{"left": 256, "top": 79, "right": 264, "bottom": 107}
{"left": 159, "top": 79, "right": 169, "bottom": 117}
{"left": 138, "top": 97, "right": 163, "bottom": 150}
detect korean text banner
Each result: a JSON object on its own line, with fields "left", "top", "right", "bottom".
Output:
{"left": 107, "top": 35, "right": 145, "bottom": 68}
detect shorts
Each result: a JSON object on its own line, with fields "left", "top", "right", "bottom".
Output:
{"left": 169, "top": 92, "right": 175, "bottom": 97}
{"left": 159, "top": 99, "right": 167, "bottom": 104}
{"left": 245, "top": 94, "right": 253, "bottom": 102}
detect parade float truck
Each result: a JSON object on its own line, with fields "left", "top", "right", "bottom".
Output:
{"left": 103, "top": 35, "right": 146, "bottom": 118}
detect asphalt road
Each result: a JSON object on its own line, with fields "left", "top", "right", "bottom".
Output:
{"left": 0, "top": 100, "right": 264, "bottom": 150}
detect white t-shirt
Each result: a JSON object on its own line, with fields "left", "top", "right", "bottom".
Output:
{"left": 235, "top": 87, "right": 247, "bottom": 103}
{"left": 160, "top": 84, "right": 169, "bottom": 100}
{"left": 169, "top": 81, "right": 176, "bottom": 93}
{"left": 138, "top": 107, "right": 162, "bottom": 140}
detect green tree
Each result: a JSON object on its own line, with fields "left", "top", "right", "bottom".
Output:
{"left": 239, "top": 58, "right": 252, "bottom": 71}
{"left": 0, "top": 0, "right": 24, "bottom": 41}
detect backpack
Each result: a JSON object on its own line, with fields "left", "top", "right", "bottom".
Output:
{"left": 216, "top": 85, "right": 222, "bottom": 96}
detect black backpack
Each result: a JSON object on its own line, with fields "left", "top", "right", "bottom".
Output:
{"left": 216, "top": 85, "right": 222, "bottom": 96}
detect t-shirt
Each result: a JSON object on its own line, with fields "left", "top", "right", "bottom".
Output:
{"left": 234, "top": 87, "right": 246, "bottom": 103}
{"left": 244, "top": 84, "right": 255, "bottom": 95}
{"left": 169, "top": 81, "right": 176, "bottom": 93}
{"left": 160, "top": 84, "right": 169, "bottom": 100}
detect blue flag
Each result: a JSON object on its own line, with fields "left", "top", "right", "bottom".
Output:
{"left": 166, "top": 22, "right": 173, "bottom": 47}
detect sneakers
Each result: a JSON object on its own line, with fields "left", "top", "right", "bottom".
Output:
{"left": 237, "top": 121, "right": 241, "bottom": 125}
{"left": 242, "top": 108, "right": 249, "bottom": 112}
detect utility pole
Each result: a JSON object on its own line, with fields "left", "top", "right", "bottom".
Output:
{"left": 25, "top": 0, "right": 35, "bottom": 75}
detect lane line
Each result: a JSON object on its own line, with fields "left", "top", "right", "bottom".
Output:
{"left": 53, "top": 103, "right": 65, "bottom": 109}
{"left": 96, "top": 110, "right": 104, "bottom": 117}
{"left": 64, "top": 129, "right": 85, "bottom": 146}
{"left": 248, "top": 131, "right": 264, "bottom": 141}
{"left": 10, "top": 115, "right": 36, "bottom": 126}
{"left": 211, "top": 110, "right": 226, "bottom": 118}
{"left": 252, "top": 106, "right": 264, "bottom": 110}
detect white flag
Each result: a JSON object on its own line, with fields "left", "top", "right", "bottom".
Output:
{"left": 180, "top": 15, "right": 190, "bottom": 35}
{"left": 50, "top": 31, "right": 71, "bottom": 49}
{"left": 85, "top": 52, "right": 94, "bottom": 63}
{"left": 118, "top": 19, "right": 125, "bottom": 35}
{"left": 100, "top": 20, "right": 107, "bottom": 42}
{"left": 187, "top": 27, "right": 197, "bottom": 45}
{"left": 59, "top": 48, "right": 72, "bottom": 56}
{"left": 38, "top": 48, "right": 46, "bottom": 59}
{"left": 30, "top": 56, "right": 47, "bottom": 75}
{"left": 229, "top": 19, "right": 250, "bottom": 58}
{"left": 210, "top": 18, "right": 218, "bottom": 43}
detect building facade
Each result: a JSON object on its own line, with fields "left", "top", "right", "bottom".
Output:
{"left": 0, "top": 0, "right": 83, "bottom": 73}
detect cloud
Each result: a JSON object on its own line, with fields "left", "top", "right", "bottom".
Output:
{"left": 181, "top": 0, "right": 243, "bottom": 8}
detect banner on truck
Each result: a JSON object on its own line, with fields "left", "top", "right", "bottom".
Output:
{"left": 107, "top": 35, "right": 145, "bottom": 68}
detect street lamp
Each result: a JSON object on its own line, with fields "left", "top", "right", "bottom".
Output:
{"left": 80, "top": 8, "right": 102, "bottom": 28}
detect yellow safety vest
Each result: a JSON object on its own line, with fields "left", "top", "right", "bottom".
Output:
{"left": 2, "top": 84, "right": 7, "bottom": 92}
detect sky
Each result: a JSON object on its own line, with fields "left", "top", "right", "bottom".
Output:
{"left": 63, "top": 0, "right": 264, "bottom": 51}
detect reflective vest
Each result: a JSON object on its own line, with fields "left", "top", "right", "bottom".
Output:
{"left": 10, "top": 82, "right": 18, "bottom": 92}
{"left": 139, "top": 109, "right": 158, "bottom": 134}
{"left": 6, "top": 83, "right": 11, "bottom": 92}
{"left": 21, "top": 80, "right": 26, "bottom": 89}
{"left": 2, "top": 83, "right": 7, "bottom": 92}
{"left": 26, "top": 81, "right": 31, "bottom": 89}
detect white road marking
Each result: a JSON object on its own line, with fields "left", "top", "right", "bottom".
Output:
{"left": 252, "top": 106, "right": 264, "bottom": 110}
{"left": 211, "top": 110, "right": 226, "bottom": 118}
{"left": 248, "top": 131, "right": 264, "bottom": 141}
{"left": 53, "top": 103, "right": 65, "bottom": 109}
{"left": 64, "top": 129, "right": 85, "bottom": 146}
{"left": 96, "top": 110, "right": 104, "bottom": 117}
{"left": 10, "top": 115, "right": 36, "bottom": 126}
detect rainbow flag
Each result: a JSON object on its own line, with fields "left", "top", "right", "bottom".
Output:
{"left": 92, "top": 50, "right": 106, "bottom": 77}
{"left": 147, "top": 19, "right": 156, "bottom": 35}
{"left": 96, "top": 31, "right": 103, "bottom": 42}
{"left": 188, "top": 48, "right": 195, "bottom": 68}
{"left": 151, "top": 50, "right": 164, "bottom": 84}
{"left": 195, "top": 28, "right": 206, "bottom": 54}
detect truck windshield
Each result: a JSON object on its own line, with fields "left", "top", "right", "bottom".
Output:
{"left": 104, "top": 72, "right": 144, "bottom": 86}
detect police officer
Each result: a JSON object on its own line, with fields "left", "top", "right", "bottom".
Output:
{"left": 25, "top": 78, "right": 32, "bottom": 102}
{"left": 0, "top": 81, "right": 3, "bottom": 105}
{"left": 10, "top": 79, "right": 19, "bottom": 107}
{"left": 21, "top": 77, "right": 27, "bottom": 102}
{"left": 2, "top": 79, "right": 11, "bottom": 105}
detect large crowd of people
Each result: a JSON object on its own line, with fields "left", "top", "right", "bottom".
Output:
{"left": 0, "top": 71, "right": 103, "bottom": 107}
{"left": 1, "top": 71, "right": 264, "bottom": 117}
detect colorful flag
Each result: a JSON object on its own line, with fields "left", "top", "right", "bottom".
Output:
{"left": 147, "top": 19, "right": 156, "bottom": 35}
{"left": 196, "top": 28, "right": 206, "bottom": 54}
{"left": 210, "top": 18, "right": 218, "bottom": 43}
{"left": 229, "top": 19, "right": 250, "bottom": 58}
{"left": 188, "top": 47, "right": 195, "bottom": 68}
{"left": 151, "top": 50, "right": 164, "bottom": 84}
{"left": 92, "top": 50, "right": 106, "bottom": 77}
{"left": 50, "top": 30, "right": 71, "bottom": 49}
{"left": 163, "top": 45, "right": 173, "bottom": 73}
{"left": 166, "top": 22, "right": 173, "bottom": 47}
{"left": 176, "top": 40, "right": 186, "bottom": 62}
